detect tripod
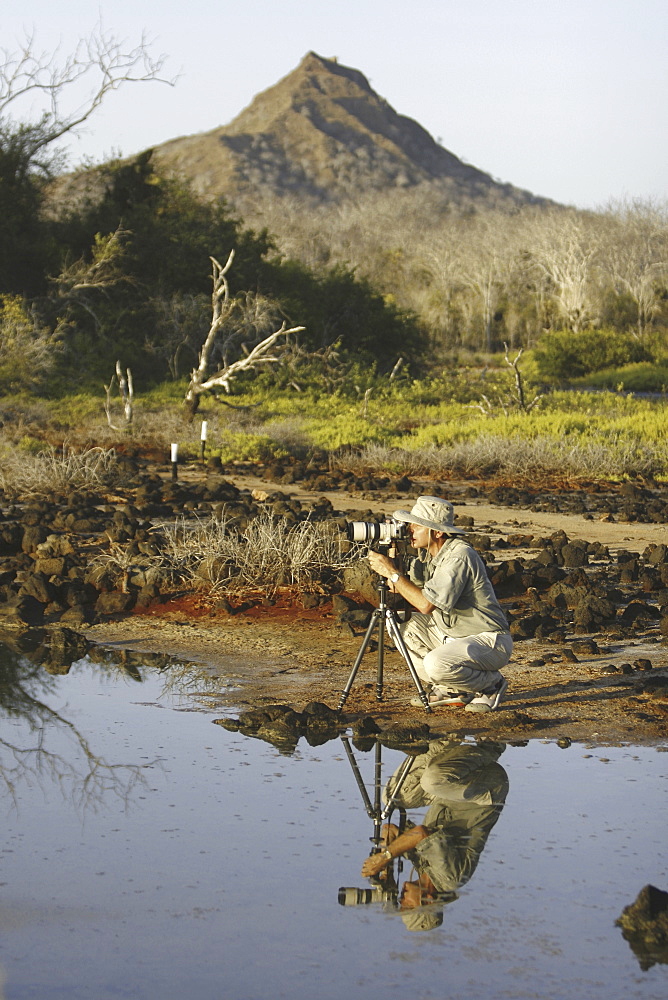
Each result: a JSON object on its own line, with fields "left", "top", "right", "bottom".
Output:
{"left": 338, "top": 578, "right": 432, "bottom": 712}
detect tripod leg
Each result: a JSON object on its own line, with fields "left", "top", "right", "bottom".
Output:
{"left": 337, "top": 610, "right": 380, "bottom": 710}
{"left": 371, "top": 740, "right": 383, "bottom": 847}
{"left": 376, "top": 609, "right": 385, "bottom": 701}
{"left": 340, "top": 736, "right": 376, "bottom": 819}
{"left": 380, "top": 756, "right": 415, "bottom": 820}
{"left": 384, "top": 611, "right": 432, "bottom": 712}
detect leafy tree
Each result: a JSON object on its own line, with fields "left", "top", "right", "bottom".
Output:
{"left": 265, "top": 258, "right": 425, "bottom": 369}
{"left": 49, "top": 153, "right": 277, "bottom": 382}
{"left": 0, "top": 26, "right": 171, "bottom": 296}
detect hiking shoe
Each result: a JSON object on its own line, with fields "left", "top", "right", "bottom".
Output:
{"left": 410, "top": 689, "right": 474, "bottom": 708}
{"left": 464, "top": 677, "right": 509, "bottom": 713}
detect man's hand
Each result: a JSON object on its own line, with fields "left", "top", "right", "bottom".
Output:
{"left": 361, "top": 853, "right": 390, "bottom": 878}
{"left": 360, "top": 825, "right": 431, "bottom": 878}
{"left": 367, "top": 549, "right": 396, "bottom": 579}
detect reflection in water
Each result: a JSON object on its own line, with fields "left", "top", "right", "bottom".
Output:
{"left": 1, "top": 635, "right": 666, "bottom": 1000}
{"left": 0, "top": 638, "right": 175, "bottom": 812}
{"left": 341, "top": 738, "right": 508, "bottom": 932}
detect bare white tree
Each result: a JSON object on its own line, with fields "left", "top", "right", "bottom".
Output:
{"left": 525, "top": 210, "right": 601, "bottom": 332}
{"left": 184, "top": 251, "right": 304, "bottom": 415}
{"left": 0, "top": 24, "right": 173, "bottom": 170}
{"left": 598, "top": 198, "right": 668, "bottom": 338}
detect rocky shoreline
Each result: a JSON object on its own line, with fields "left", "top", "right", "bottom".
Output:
{"left": 1, "top": 454, "right": 667, "bottom": 747}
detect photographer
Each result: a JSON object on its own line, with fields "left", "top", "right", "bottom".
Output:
{"left": 360, "top": 739, "right": 509, "bottom": 931}
{"left": 366, "top": 495, "right": 512, "bottom": 711}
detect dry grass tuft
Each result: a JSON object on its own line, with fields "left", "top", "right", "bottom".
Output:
{"left": 0, "top": 445, "right": 122, "bottom": 499}
{"left": 334, "top": 435, "right": 668, "bottom": 483}
{"left": 157, "top": 510, "right": 363, "bottom": 597}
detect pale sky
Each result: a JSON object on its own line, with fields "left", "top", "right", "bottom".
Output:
{"left": 4, "top": 0, "right": 667, "bottom": 209}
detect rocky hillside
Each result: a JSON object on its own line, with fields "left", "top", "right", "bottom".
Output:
{"left": 151, "top": 52, "right": 547, "bottom": 210}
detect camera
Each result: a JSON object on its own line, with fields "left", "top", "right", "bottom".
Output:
{"left": 346, "top": 518, "right": 407, "bottom": 546}
{"left": 338, "top": 883, "right": 397, "bottom": 906}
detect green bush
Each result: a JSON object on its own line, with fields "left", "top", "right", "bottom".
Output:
{"left": 576, "top": 363, "right": 668, "bottom": 393}
{"left": 534, "top": 328, "right": 653, "bottom": 381}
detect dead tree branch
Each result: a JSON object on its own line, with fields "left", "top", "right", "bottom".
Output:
{"left": 504, "top": 342, "right": 544, "bottom": 413}
{"left": 184, "top": 252, "right": 304, "bottom": 416}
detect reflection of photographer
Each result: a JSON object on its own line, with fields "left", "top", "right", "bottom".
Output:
{"left": 367, "top": 496, "right": 512, "bottom": 712}
{"left": 361, "top": 740, "right": 509, "bottom": 931}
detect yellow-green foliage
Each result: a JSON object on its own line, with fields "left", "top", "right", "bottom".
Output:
{"left": 3, "top": 380, "right": 668, "bottom": 478}
{"left": 17, "top": 436, "right": 44, "bottom": 454}
{"left": 217, "top": 431, "right": 290, "bottom": 464}
{"left": 402, "top": 394, "right": 668, "bottom": 452}
{"left": 0, "top": 295, "right": 60, "bottom": 391}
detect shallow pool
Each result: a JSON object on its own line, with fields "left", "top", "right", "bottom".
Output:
{"left": 0, "top": 644, "right": 666, "bottom": 1000}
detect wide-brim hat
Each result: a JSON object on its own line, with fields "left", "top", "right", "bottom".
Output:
{"left": 393, "top": 495, "right": 465, "bottom": 534}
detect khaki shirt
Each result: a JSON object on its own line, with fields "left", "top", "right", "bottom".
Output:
{"left": 409, "top": 536, "right": 508, "bottom": 638}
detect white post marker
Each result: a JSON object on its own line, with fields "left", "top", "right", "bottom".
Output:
{"left": 170, "top": 442, "right": 178, "bottom": 480}
{"left": 200, "top": 421, "right": 208, "bottom": 462}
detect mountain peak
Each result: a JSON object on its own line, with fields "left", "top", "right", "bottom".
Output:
{"left": 152, "top": 54, "right": 545, "bottom": 209}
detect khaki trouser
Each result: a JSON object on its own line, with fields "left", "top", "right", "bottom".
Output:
{"left": 400, "top": 612, "right": 512, "bottom": 694}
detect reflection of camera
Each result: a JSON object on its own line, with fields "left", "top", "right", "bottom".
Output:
{"left": 338, "top": 884, "right": 397, "bottom": 906}
{"left": 346, "top": 519, "right": 407, "bottom": 546}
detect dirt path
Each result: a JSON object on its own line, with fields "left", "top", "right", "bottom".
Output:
{"left": 84, "top": 476, "right": 668, "bottom": 749}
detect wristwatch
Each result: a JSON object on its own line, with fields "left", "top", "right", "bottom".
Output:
{"left": 382, "top": 849, "right": 392, "bottom": 860}
{"left": 389, "top": 572, "right": 400, "bottom": 584}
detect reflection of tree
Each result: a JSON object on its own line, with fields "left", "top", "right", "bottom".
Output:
{"left": 86, "top": 645, "right": 228, "bottom": 706}
{"left": 0, "top": 642, "right": 157, "bottom": 811}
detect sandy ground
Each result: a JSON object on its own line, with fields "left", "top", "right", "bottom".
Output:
{"left": 84, "top": 475, "right": 668, "bottom": 748}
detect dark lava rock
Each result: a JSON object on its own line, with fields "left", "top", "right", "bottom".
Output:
{"left": 59, "top": 604, "right": 97, "bottom": 625}
{"left": 18, "top": 571, "right": 55, "bottom": 605}
{"left": 620, "top": 600, "right": 661, "bottom": 623}
{"left": 94, "top": 591, "right": 136, "bottom": 615}
{"left": 635, "top": 676, "right": 668, "bottom": 697}
{"left": 378, "top": 722, "right": 431, "bottom": 750}
{"left": 342, "top": 560, "right": 381, "bottom": 605}
{"left": 351, "top": 716, "right": 381, "bottom": 741}
{"left": 571, "top": 639, "right": 600, "bottom": 655}
{"left": 22, "top": 525, "right": 50, "bottom": 553}
{"left": 561, "top": 542, "right": 589, "bottom": 568}
{"left": 302, "top": 701, "right": 340, "bottom": 721}
{"left": 509, "top": 613, "right": 545, "bottom": 639}
{"left": 0, "top": 523, "right": 23, "bottom": 555}
{"left": 573, "top": 595, "right": 617, "bottom": 632}
{"left": 616, "top": 884, "right": 668, "bottom": 970}
{"left": 644, "top": 543, "right": 668, "bottom": 565}
{"left": 0, "top": 594, "right": 44, "bottom": 625}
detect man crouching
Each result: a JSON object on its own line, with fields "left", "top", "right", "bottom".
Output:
{"left": 367, "top": 495, "right": 512, "bottom": 712}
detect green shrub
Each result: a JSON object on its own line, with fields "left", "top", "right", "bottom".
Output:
{"left": 576, "top": 363, "right": 668, "bottom": 394}
{"left": 534, "top": 328, "right": 653, "bottom": 381}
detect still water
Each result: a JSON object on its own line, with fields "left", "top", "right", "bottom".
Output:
{"left": 0, "top": 644, "right": 667, "bottom": 1000}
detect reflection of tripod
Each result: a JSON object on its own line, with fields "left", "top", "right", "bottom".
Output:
{"left": 338, "top": 579, "right": 432, "bottom": 712}
{"left": 340, "top": 736, "right": 413, "bottom": 852}
{"left": 338, "top": 736, "right": 415, "bottom": 907}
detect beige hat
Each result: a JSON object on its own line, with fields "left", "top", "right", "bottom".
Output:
{"left": 393, "top": 496, "right": 465, "bottom": 534}
{"left": 400, "top": 906, "right": 444, "bottom": 932}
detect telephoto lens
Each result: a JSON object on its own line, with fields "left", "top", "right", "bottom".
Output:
{"left": 338, "top": 884, "right": 396, "bottom": 906}
{"left": 346, "top": 519, "right": 406, "bottom": 544}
